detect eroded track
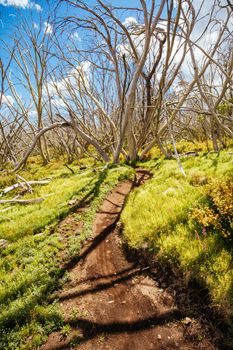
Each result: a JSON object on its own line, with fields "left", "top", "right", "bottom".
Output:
{"left": 40, "top": 171, "right": 218, "bottom": 350}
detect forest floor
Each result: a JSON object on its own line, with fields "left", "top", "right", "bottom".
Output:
{"left": 39, "top": 170, "right": 221, "bottom": 350}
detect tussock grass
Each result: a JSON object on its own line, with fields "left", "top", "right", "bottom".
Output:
{"left": 121, "top": 152, "right": 233, "bottom": 325}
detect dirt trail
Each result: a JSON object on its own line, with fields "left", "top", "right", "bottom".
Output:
{"left": 40, "top": 171, "right": 219, "bottom": 350}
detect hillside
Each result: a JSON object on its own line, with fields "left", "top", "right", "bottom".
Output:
{"left": 0, "top": 150, "right": 232, "bottom": 349}
{"left": 0, "top": 0, "right": 233, "bottom": 349}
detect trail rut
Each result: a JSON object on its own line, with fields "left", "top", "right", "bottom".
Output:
{"left": 40, "top": 170, "right": 219, "bottom": 350}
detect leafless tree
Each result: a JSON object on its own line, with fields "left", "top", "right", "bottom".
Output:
{"left": 140, "top": 0, "right": 233, "bottom": 158}
{"left": 1, "top": 0, "right": 232, "bottom": 171}
{"left": 56, "top": 0, "right": 191, "bottom": 162}
{"left": 6, "top": 14, "right": 55, "bottom": 164}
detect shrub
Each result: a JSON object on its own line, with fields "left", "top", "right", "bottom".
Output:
{"left": 192, "top": 178, "right": 233, "bottom": 239}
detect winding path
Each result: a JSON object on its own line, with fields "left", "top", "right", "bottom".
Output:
{"left": 40, "top": 171, "right": 218, "bottom": 350}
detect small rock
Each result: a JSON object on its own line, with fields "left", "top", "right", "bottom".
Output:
{"left": 157, "top": 334, "right": 162, "bottom": 340}
{"left": 68, "top": 199, "right": 76, "bottom": 206}
{"left": 0, "top": 239, "right": 9, "bottom": 249}
{"left": 107, "top": 300, "right": 114, "bottom": 304}
{"left": 142, "top": 242, "right": 148, "bottom": 249}
{"left": 182, "top": 317, "right": 192, "bottom": 325}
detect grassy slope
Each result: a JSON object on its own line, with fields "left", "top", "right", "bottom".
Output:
{"left": 0, "top": 160, "right": 134, "bottom": 350}
{"left": 121, "top": 152, "right": 233, "bottom": 327}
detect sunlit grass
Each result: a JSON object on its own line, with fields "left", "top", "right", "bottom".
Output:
{"left": 122, "top": 178, "right": 199, "bottom": 247}
{"left": 121, "top": 151, "right": 233, "bottom": 320}
{"left": 0, "top": 169, "right": 96, "bottom": 241}
{"left": 0, "top": 161, "right": 134, "bottom": 350}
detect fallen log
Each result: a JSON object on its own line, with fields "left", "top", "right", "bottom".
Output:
{"left": 0, "top": 198, "right": 44, "bottom": 205}
{"left": 0, "top": 180, "right": 50, "bottom": 196}
{"left": 177, "top": 151, "right": 198, "bottom": 157}
{"left": 0, "top": 206, "right": 12, "bottom": 212}
{"left": 0, "top": 216, "right": 12, "bottom": 221}
{"left": 0, "top": 239, "right": 9, "bottom": 249}
{"left": 16, "top": 174, "right": 33, "bottom": 193}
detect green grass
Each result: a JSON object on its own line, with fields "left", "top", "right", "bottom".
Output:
{"left": 0, "top": 161, "right": 134, "bottom": 350}
{"left": 0, "top": 170, "right": 95, "bottom": 241}
{"left": 121, "top": 151, "right": 233, "bottom": 325}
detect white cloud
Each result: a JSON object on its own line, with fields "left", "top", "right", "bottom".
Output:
{"left": 28, "top": 110, "right": 37, "bottom": 118}
{"left": 174, "top": 0, "right": 190, "bottom": 13}
{"left": 117, "top": 5, "right": 224, "bottom": 90}
{"left": 79, "top": 61, "right": 91, "bottom": 74}
{"left": 123, "top": 17, "right": 138, "bottom": 27}
{"left": 1, "top": 94, "right": 14, "bottom": 107}
{"left": 33, "top": 22, "right": 38, "bottom": 29}
{"left": 71, "top": 32, "right": 81, "bottom": 41}
{"left": 45, "top": 61, "right": 92, "bottom": 101}
{"left": 116, "top": 43, "right": 131, "bottom": 56}
{"left": 44, "top": 21, "right": 53, "bottom": 35}
{"left": 51, "top": 98, "right": 67, "bottom": 109}
{"left": 33, "top": 3, "right": 41, "bottom": 11}
{"left": 0, "top": 0, "right": 42, "bottom": 11}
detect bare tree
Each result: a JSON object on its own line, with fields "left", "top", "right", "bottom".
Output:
{"left": 1, "top": 0, "right": 232, "bottom": 171}
{"left": 0, "top": 42, "right": 20, "bottom": 166}
{"left": 57, "top": 0, "right": 168, "bottom": 162}
{"left": 7, "top": 14, "right": 55, "bottom": 164}
{"left": 140, "top": 0, "right": 233, "bottom": 158}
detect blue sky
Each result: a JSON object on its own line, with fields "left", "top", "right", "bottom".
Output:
{"left": 0, "top": 0, "right": 52, "bottom": 66}
{"left": 0, "top": 0, "right": 152, "bottom": 38}
{"left": 0, "top": 1, "right": 50, "bottom": 39}
{"left": 0, "top": 0, "right": 147, "bottom": 61}
{"left": 0, "top": 0, "right": 151, "bottom": 72}
{"left": 0, "top": 0, "right": 231, "bottom": 114}
{"left": 0, "top": 0, "right": 148, "bottom": 107}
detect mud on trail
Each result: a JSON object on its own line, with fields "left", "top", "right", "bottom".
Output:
{"left": 40, "top": 170, "right": 220, "bottom": 350}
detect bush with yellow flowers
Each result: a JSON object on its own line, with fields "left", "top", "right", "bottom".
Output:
{"left": 191, "top": 178, "right": 233, "bottom": 238}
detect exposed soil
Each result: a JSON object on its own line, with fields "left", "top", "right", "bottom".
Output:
{"left": 40, "top": 170, "right": 221, "bottom": 350}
